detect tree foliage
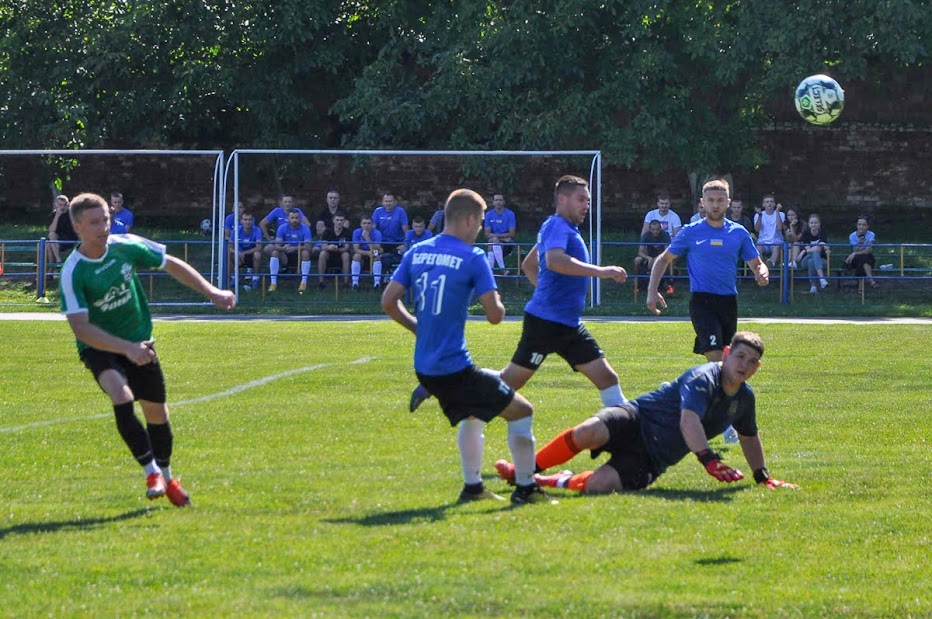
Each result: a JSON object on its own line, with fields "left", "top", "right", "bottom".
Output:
{"left": 0, "top": 1, "right": 928, "bottom": 173}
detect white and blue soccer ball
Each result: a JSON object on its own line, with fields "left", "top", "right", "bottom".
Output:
{"left": 794, "top": 74, "right": 845, "bottom": 125}
{"left": 199, "top": 218, "right": 212, "bottom": 234}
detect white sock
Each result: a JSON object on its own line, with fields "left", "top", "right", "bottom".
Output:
{"left": 487, "top": 251, "right": 495, "bottom": 269}
{"left": 160, "top": 465, "right": 173, "bottom": 482}
{"left": 599, "top": 384, "right": 626, "bottom": 407}
{"left": 143, "top": 460, "right": 161, "bottom": 476}
{"left": 493, "top": 244, "right": 504, "bottom": 268}
{"left": 301, "top": 260, "right": 311, "bottom": 284}
{"left": 372, "top": 260, "right": 383, "bottom": 285}
{"left": 351, "top": 260, "right": 361, "bottom": 285}
{"left": 270, "top": 257, "right": 280, "bottom": 284}
{"left": 507, "top": 416, "right": 536, "bottom": 487}
{"left": 457, "top": 418, "right": 485, "bottom": 486}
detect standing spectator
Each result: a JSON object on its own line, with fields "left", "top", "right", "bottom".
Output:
{"left": 728, "top": 198, "right": 755, "bottom": 238}
{"left": 381, "top": 188, "right": 547, "bottom": 505}
{"left": 844, "top": 216, "right": 878, "bottom": 289}
{"left": 268, "top": 208, "right": 312, "bottom": 293}
{"left": 496, "top": 332, "right": 797, "bottom": 495}
{"left": 372, "top": 193, "right": 409, "bottom": 281}
{"left": 403, "top": 216, "right": 433, "bottom": 251}
{"left": 428, "top": 204, "right": 445, "bottom": 234}
{"left": 351, "top": 216, "right": 383, "bottom": 290}
{"left": 317, "top": 212, "right": 352, "bottom": 289}
{"left": 646, "top": 179, "right": 768, "bottom": 445}
{"left": 260, "top": 195, "right": 311, "bottom": 244}
{"left": 315, "top": 189, "right": 343, "bottom": 231}
{"left": 484, "top": 193, "right": 517, "bottom": 274}
{"left": 110, "top": 192, "right": 133, "bottom": 233}
{"left": 783, "top": 207, "right": 804, "bottom": 268}
{"left": 633, "top": 220, "right": 671, "bottom": 294}
{"left": 641, "top": 192, "right": 682, "bottom": 240}
{"left": 229, "top": 212, "right": 262, "bottom": 290}
{"left": 753, "top": 194, "right": 785, "bottom": 268}
{"left": 47, "top": 194, "right": 77, "bottom": 266}
{"left": 60, "top": 192, "right": 235, "bottom": 506}
{"left": 798, "top": 213, "right": 830, "bottom": 294}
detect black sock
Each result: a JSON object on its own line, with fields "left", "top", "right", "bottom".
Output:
{"left": 146, "top": 421, "right": 174, "bottom": 470}
{"left": 113, "top": 402, "right": 152, "bottom": 466}
{"left": 462, "top": 482, "right": 484, "bottom": 495}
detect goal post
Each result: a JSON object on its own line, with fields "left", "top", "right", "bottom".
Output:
{"left": 222, "top": 149, "right": 604, "bottom": 304}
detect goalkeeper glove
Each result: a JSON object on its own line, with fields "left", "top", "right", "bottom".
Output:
{"left": 754, "top": 467, "right": 799, "bottom": 490}
{"left": 696, "top": 449, "right": 744, "bottom": 483}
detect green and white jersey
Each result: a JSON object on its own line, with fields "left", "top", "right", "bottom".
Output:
{"left": 59, "top": 234, "right": 167, "bottom": 353}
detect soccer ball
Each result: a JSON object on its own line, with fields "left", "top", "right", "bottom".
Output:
{"left": 199, "top": 218, "right": 212, "bottom": 234}
{"left": 794, "top": 74, "right": 845, "bottom": 125}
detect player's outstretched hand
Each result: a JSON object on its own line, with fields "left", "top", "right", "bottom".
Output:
{"left": 601, "top": 265, "right": 627, "bottom": 283}
{"left": 211, "top": 289, "right": 237, "bottom": 310}
{"left": 646, "top": 290, "right": 667, "bottom": 315}
{"left": 705, "top": 459, "right": 744, "bottom": 482}
{"left": 763, "top": 477, "right": 798, "bottom": 490}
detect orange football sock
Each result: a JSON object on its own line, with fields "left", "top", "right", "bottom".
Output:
{"left": 566, "top": 471, "right": 593, "bottom": 492}
{"left": 536, "top": 428, "right": 581, "bottom": 470}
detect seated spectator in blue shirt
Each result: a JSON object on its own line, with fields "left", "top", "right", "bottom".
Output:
{"left": 428, "top": 206, "right": 445, "bottom": 233}
{"left": 372, "top": 193, "right": 409, "bottom": 281}
{"left": 110, "top": 192, "right": 133, "bottom": 233}
{"left": 351, "top": 216, "right": 383, "bottom": 290}
{"left": 844, "top": 215, "right": 878, "bottom": 289}
{"left": 261, "top": 195, "right": 311, "bottom": 253}
{"left": 268, "top": 208, "right": 312, "bottom": 292}
{"left": 634, "top": 220, "right": 672, "bottom": 293}
{"left": 223, "top": 202, "right": 244, "bottom": 241}
{"left": 229, "top": 212, "right": 263, "bottom": 289}
{"left": 403, "top": 216, "right": 433, "bottom": 252}
{"left": 484, "top": 193, "right": 517, "bottom": 274}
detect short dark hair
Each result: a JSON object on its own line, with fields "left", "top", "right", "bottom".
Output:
{"left": 731, "top": 331, "right": 764, "bottom": 358}
{"left": 445, "top": 189, "right": 486, "bottom": 223}
{"left": 657, "top": 191, "right": 671, "bottom": 202}
{"left": 412, "top": 216, "right": 425, "bottom": 225}
{"left": 70, "top": 193, "right": 108, "bottom": 223}
{"left": 702, "top": 179, "right": 730, "bottom": 197}
{"left": 287, "top": 207, "right": 301, "bottom": 215}
{"left": 857, "top": 214, "right": 871, "bottom": 225}
{"left": 333, "top": 210, "right": 348, "bottom": 220}
{"left": 554, "top": 175, "right": 588, "bottom": 202}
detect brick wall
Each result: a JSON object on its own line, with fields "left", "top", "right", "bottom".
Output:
{"left": 1, "top": 125, "right": 929, "bottom": 234}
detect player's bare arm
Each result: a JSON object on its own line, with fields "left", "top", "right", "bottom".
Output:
{"left": 380, "top": 281, "right": 417, "bottom": 334}
{"left": 739, "top": 431, "right": 799, "bottom": 490}
{"left": 66, "top": 313, "right": 156, "bottom": 366}
{"left": 546, "top": 248, "right": 627, "bottom": 282}
{"left": 646, "top": 249, "right": 677, "bottom": 315}
{"left": 747, "top": 256, "right": 770, "bottom": 287}
{"left": 477, "top": 289, "right": 505, "bottom": 325}
{"left": 521, "top": 245, "right": 539, "bottom": 286}
{"left": 163, "top": 255, "right": 236, "bottom": 309}
{"left": 681, "top": 408, "right": 744, "bottom": 483}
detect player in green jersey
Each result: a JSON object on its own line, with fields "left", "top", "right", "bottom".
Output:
{"left": 60, "top": 193, "right": 235, "bottom": 506}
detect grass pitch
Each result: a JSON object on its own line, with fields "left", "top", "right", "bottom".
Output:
{"left": 1, "top": 318, "right": 930, "bottom": 617}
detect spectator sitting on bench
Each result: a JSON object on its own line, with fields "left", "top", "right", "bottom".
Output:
{"left": 47, "top": 194, "right": 77, "bottom": 268}
{"left": 269, "top": 208, "right": 312, "bottom": 293}
{"left": 844, "top": 215, "right": 878, "bottom": 289}
{"left": 798, "top": 213, "right": 829, "bottom": 294}
{"left": 634, "top": 220, "right": 671, "bottom": 294}
{"left": 784, "top": 207, "right": 804, "bottom": 268}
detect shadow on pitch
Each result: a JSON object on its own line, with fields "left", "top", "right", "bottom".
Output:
{"left": 0, "top": 507, "right": 152, "bottom": 541}
{"left": 324, "top": 503, "right": 459, "bottom": 527}
{"left": 637, "top": 485, "right": 744, "bottom": 503}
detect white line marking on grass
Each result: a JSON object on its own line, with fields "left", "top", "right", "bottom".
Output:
{"left": 0, "top": 357, "right": 374, "bottom": 434}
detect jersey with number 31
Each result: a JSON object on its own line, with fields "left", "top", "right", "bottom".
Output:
{"left": 391, "top": 234, "right": 497, "bottom": 376}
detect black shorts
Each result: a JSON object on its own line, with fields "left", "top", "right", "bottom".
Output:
{"left": 849, "top": 253, "right": 876, "bottom": 275}
{"left": 80, "top": 347, "right": 167, "bottom": 403}
{"left": 416, "top": 366, "right": 515, "bottom": 427}
{"left": 323, "top": 251, "right": 347, "bottom": 270}
{"left": 689, "top": 292, "right": 738, "bottom": 355}
{"left": 511, "top": 312, "right": 604, "bottom": 370}
{"left": 592, "top": 404, "right": 659, "bottom": 490}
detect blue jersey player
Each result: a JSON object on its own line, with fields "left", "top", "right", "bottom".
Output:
{"left": 382, "top": 189, "right": 549, "bottom": 505}
{"left": 495, "top": 332, "right": 797, "bottom": 494}
{"left": 647, "top": 178, "right": 769, "bottom": 361}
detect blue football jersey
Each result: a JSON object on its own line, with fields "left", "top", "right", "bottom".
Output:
{"left": 668, "top": 219, "right": 759, "bottom": 295}
{"left": 524, "top": 215, "right": 590, "bottom": 326}
{"left": 392, "top": 234, "right": 497, "bottom": 376}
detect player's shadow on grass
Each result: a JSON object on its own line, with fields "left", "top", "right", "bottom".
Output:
{"left": 325, "top": 503, "right": 458, "bottom": 527}
{"left": 638, "top": 485, "right": 744, "bottom": 502}
{"left": 0, "top": 507, "right": 152, "bottom": 541}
